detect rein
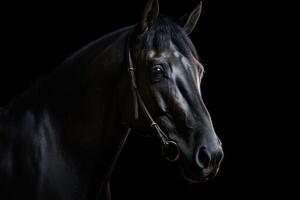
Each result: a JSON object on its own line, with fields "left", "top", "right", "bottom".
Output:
{"left": 126, "top": 40, "right": 180, "bottom": 162}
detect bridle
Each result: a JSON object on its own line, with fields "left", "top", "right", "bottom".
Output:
{"left": 126, "top": 40, "right": 180, "bottom": 162}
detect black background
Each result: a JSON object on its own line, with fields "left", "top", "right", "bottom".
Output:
{"left": 0, "top": 0, "right": 289, "bottom": 199}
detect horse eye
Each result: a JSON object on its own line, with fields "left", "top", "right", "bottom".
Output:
{"left": 152, "top": 65, "right": 164, "bottom": 74}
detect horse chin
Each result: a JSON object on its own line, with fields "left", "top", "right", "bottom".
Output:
{"left": 180, "top": 170, "right": 209, "bottom": 184}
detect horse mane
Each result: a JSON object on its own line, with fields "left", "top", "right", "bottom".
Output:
{"left": 4, "top": 26, "right": 134, "bottom": 113}
{"left": 61, "top": 26, "right": 134, "bottom": 68}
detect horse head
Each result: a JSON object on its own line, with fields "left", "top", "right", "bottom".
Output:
{"left": 121, "top": 0, "right": 224, "bottom": 183}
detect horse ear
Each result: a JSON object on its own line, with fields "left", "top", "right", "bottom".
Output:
{"left": 138, "top": 0, "right": 160, "bottom": 33}
{"left": 178, "top": 2, "right": 203, "bottom": 35}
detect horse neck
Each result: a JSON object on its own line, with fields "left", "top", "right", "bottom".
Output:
{"left": 55, "top": 27, "right": 134, "bottom": 197}
{"left": 45, "top": 26, "right": 133, "bottom": 156}
{"left": 53, "top": 25, "right": 132, "bottom": 135}
{"left": 1, "top": 27, "right": 133, "bottom": 197}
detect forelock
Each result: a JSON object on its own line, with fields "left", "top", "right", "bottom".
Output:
{"left": 143, "top": 16, "right": 199, "bottom": 60}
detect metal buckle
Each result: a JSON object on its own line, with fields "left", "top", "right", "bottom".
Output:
{"left": 162, "top": 140, "right": 180, "bottom": 162}
{"left": 128, "top": 67, "right": 135, "bottom": 72}
{"left": 149, "top": 122, "right": 157, "bottom": 128}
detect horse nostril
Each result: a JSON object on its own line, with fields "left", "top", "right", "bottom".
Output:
{"left": 197, "top": 146, "right": 211, "bottom": 169}
{"left": 217, "top": 137, "right": 222, "bottom": 146}
{"left": 216, "top": 148, "right": 224, "bottom": 165}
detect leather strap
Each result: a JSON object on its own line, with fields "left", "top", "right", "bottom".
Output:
{"left": 127, "top": 47, "right": 169, "bottom": 146}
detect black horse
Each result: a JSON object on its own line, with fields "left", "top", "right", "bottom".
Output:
{"left": 0, "top": 1, "right": 223, "bottom": 199}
